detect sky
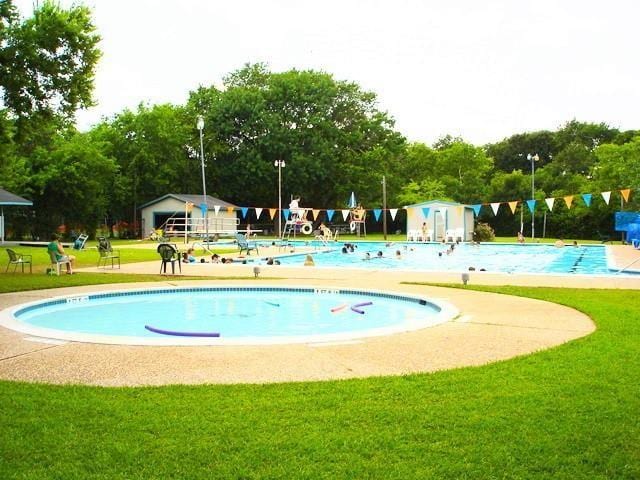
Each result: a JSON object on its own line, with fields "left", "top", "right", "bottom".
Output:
{"left": 13, "top": 0, "right": 640, "bottom": 145}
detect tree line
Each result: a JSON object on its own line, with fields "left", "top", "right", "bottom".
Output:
{"left": 1, "top": 1, "right": 638, "bottom": 240}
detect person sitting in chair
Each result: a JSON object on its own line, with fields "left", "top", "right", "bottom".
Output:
{"left": 47, "top": 234, "right": 75, "bottom": 274}
{"left": 351, "top": 204, "right": 366, "bottom": 222}
{"left": 289, "top": 196, "right": 302, "bottom": 221}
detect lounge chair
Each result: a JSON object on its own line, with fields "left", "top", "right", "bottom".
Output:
{"left": 48, "top": 250, "right": 72, "bottom": 275}
{"left": 234, "top": 233, "right": 258, "bottom": 255}
{"left": 97, "top": 237, "right": 121, "bottom": 269}
{"left": 73, "top": 234, "right": 89, "bottom": 250}
{"left": 157, "top": 243, "right": 181, "bottom": 274}
{"left": 5, "top": 249, "right": 32, "bottom": 273}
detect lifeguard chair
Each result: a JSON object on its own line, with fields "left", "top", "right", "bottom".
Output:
{"left": 349, "top": 205, "right": 367, "bottom": 237}
{"left": 282, "top": 208, "right": 313, "bottom": 239}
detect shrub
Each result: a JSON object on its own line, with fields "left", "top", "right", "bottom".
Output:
{"left": 474, "top": 222, "right": 495, "bottom": 242}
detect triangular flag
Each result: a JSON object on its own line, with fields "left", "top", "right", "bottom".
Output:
{"left": 227, "top": 206, "right": 234, "bottom": 214}
{"left": 326, "top": 209, "right": 335, "bottom": 221}
{"left": 526, "top": 199, "right": 536, "bottom": 213}
{"left": 421, "top": 207, "right": 430, "bottom": 218}
{"left": 213, "top": 205, "right": 221, "bottom": 215}
{"left": 255, "top": 207, "right": 263, "bottom": 219}
{"left": 439, "top": 207, "right": 448, "bottom": 218}
{"left": 373, "top": 209, "right": 382, "bottom": 221}
{"left": 563, "top": 195, "right": 574, "bottom": 209}
{"left": 545, "top": 198, "right": 555, "bottom": 211}
{"left": 508, "top": 201, "right": 518, "bottom": 214}
{"left": 268, "top": 208, "right": 276, "bottom": 220}
{"left": 582, "top": 193, "right": 592, "bottom": 207}
{"left": 490, "top": 202, "right": 500, "bottom": 215}
{"left": 240, "top": 207, "right": 248, "bottom": 219}
{"left": 620, "top": 189, "right": 631, "bottom": 202}
{"left": 311, "top": 209, "right": 319, "bottom": 221}
{"left": 471, "top": 204, "right": 482, "bottom": 216}
{"left": 601, "top": 191, "right": 611, "bottom": 205}
{"left": 282, "top": 208, "right": 290, "bottom": 220}
{"left": 389, "top": 208, "right": 398, "bottom": 220}
{"left": 341, "top": 209, "right": 350, "bottom": 221}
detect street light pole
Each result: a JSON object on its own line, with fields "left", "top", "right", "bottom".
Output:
{"left": 274, "top": 160, "right": 286, "bottom": 238}
{"left": 197, "top": 115, "right": 208, "bottom": 244}
{"left": 527, "top": 153, "right": 539, "bottom": 239}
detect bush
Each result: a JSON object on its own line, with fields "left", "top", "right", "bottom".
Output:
{"left": 474, "top": 222, "right": 495, "bottom": 242}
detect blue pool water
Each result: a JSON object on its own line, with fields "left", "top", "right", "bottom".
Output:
{"left": 271, "top": 242, "right": 629, "bottom": 275}
{"left": 11, "top": 286, "right": 450, "bottom": 344}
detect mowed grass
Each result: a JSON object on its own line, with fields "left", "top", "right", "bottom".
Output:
{"left": 0, "top": 284, "right": 639, "bottom": 479}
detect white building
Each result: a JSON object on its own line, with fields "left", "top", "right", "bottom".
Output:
{"left": 139, "top": 193, "right": 238, "bottom": 237}
{"left": 405, "top": 200, "right": 475, "bottom": 242}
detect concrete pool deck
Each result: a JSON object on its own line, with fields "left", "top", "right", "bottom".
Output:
{"left": 0, "top": 275, "right": 595, "bottom": 386}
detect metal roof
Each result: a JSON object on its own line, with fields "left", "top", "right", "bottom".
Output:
{"left": 0, "top": 188, "right": 33, "bottom": 206}
{"left": 138, "top": 193, "right": 236, "bottom": 210}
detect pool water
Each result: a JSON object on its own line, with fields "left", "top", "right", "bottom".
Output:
{"left": 11, "top": 286, "right": 452, "bottom": 345}
{"left": 273, "top": 242, "right": 626, "bottom": 275}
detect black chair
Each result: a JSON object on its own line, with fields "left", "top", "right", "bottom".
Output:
{"left": 97, "top": 237, "right": 121, "bottom": 269}
{"left": 157, "top": 243, "right": 181, "bottom": 274}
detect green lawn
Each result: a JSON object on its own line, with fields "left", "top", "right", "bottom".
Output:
{"left": 0, "top": 283, "right": 639, "bottom": 479}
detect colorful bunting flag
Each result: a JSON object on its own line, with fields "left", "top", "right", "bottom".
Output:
{"left": 601, "top": 191, "right": 611, "bottom": 205}
{"left": 255, "top": 207, "right": 263, "bottom": 219}
{"left": 226, "top": 206, "right": 234, "bottom": 214}
{"left": 621, "top": 188, "right": 631, "bottom": 202}
{"left": 268, "top": 208, "right": 276, "bottom": 220}
{"left": 213, "top": 205, "right": 220, "bottom": 215}
{"left": 471, "top": 204, "right": 482, "bottom": 216}
{"left": 240, "top": 207, "right": 248, "bottom": 218}
{"left": 563, "top": 195, "right": 574, "bottom": 209}
{"left": 311, "top": 209, "right": 319, "bottom": 221}
{"left": 582, "top": 193, "right": 592, "bottom": 207}
{"left": 326, "top": 209, "right": 335, "bottom": 221}
{"left": 526, "top": 199, "right": 536, "bottom": 213}
{"left": 490, "top": 203, "right": 500, "bottom": 215}
{"left": 421, "top": 207, "right": 430, "bottom": 218}
{"left": 282, "top": 208, "right": 290, "bottom": 220}
{"left": 341, "top": 209, "right": 350, "bottom": 221}
{"left": 373, "top": 209, "right": 382, "bottom": 221}
{"left": 508, "top": 201, "right": 518, "bottom": 214}
{"left": 545, "top": 198, "right": 555, "bottom": 211}
{"left": 389, "top": 208, "right": 398, "bottom": 220}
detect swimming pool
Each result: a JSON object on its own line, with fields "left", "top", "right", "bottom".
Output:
{"left": 271, "top": 242, "right": 634, "bottom": 275}
{"left": 2, "top": 286, "right": 456, "bottom": 345}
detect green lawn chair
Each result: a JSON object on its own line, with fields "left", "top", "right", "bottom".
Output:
{"left": 5, "top": 249, "right": 32, "bottom": 273}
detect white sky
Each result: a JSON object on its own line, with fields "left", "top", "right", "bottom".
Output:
{"left": 14, "top": 0, "right": 640, "bottom": 145}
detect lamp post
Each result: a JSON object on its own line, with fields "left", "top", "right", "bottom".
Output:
{"left": 197, "top": 115, "right": 208, "bottom": 244}
{"left": 527, "top": 153, "right": 539, "bottom": 239}
{"left": 274, "top": 159, "right": 286, "bottom": 237}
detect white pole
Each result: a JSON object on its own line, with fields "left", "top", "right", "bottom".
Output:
{"left": 197, "top": 116, "right": 208, "bottom": 245}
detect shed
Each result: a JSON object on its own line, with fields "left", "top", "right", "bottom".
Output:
{"left": 404, "top": 200, "right": 475, "bottom": 242}
{"left": 0, "top": 188, "right": 33, "bottom": 244}
{"left": 139, "top": 194, "right": 238, "bottom": 237}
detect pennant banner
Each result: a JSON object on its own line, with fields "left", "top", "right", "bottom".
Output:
{"left": 341, "top": 209, "right": 350, "bottom": 221}
{"left": 621, "top": 189, "right": 631, "bottom": 202}
{"left": 490, "top": 203, "right": 500, "bottom": 216}
{"left": 373, "top": 209, "right": 382, "bottom": 222}
{"left": 213, "top": 205, "right": 220, "bottom": 215}
{"left": 601, "top": 191, "right": 611, "bottom": 205}
{"left": 268, "top": 208, "right": 276, "bottom": 220}
{"left": 326, "top": 209, "right": 335, "bottom": 221}
{"left": 311, "top": 209, "right": 320, "bottom": 221}
{"left": 545, "top": 198, "right": 555, "bottom": 212}
{"left": 421, "top": 207, "right": 430, "bottom": 218}
{"left": 471, "top": 204, "right": 482, "bottom": 216}
{"left": 508, "top": 201, "right": 518, "bottom": 214}
{"left": 563, "top": 195, "right": 574, "bottom": 209}
{"left": 389, "top": 208, "right": 398, "bottom": 220}
{"left": 282, "top": 208, "right": 290, "bottom": 220}
{"left": 240, "top": 207, "right": 248, "bottom": 219}
{"left": 255, "top": 207, "right": 263, "bottom": 219}
{"left": 526, "top": 199, "right": 536, "bottom": 213}
{"left": 227, "top": 206, "right": 234, "bottom": 214}
{"left": 200, "top": 203, "right": 208, "bottom": 215}
{"left": 582, "top": 193, "right": 592, "bottom": 207}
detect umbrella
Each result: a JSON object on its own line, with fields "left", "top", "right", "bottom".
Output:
{"left": 348, "top": 192, "right": 356, "bottom": 208}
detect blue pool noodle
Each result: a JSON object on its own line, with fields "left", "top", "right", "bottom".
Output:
{"left": 145, "top": 325, "right": 220, "bottom": 337}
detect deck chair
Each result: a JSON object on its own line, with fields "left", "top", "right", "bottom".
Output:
{"left": 157, "top": 243, "right": 181, "bottom": 274}
{"left": 234, "top": 233, "right": 259, "bottom": 255}
{"left": 73, "top": 234, "right": 89, "bottom": 250}
{"left": 48, "top": 250, "right": 72, "bottom": 275}
{"left": 597, "top": 231, "right": 611, "bottom": 243}
{"left": 97, "top": 237, "right": 121, "bottom": 269}
{"left": 5, "top": 249, "right": 32, "bottom": 273}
